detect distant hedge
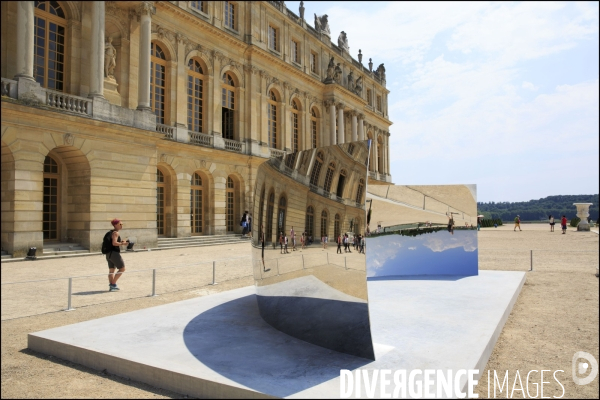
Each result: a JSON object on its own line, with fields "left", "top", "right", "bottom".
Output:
{"left": 480, "top": 218, "right": 503, "bottom": 228}
{"left": 570, "top": 217, "right": 581, "bottom": 228}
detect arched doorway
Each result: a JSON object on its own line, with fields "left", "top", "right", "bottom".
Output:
{"left": 43, "top": 155, "right": 60, "bottom": 241}
{"left": 320, "top": 209, "right": 328, "bottom": 239}
{"left": 226, "top": 176, "right": 235, "bottom": 232}
{"left": 277, "top": 195, "right": 287, "bottom": 236}
{"left": 190, "top": 172, "right": 205, "bottom": 235}
{"left": 305, "top": 205, "right": 314, "bottom": 238}
{"left": 266, "top": 190, "right": 275, "bottom": 242}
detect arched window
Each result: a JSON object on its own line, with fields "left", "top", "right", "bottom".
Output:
{"left": 43, "top": 155, "right": 60, "bottom": 240}
{"left": 151, "top": 42, "right": 167, "bottom": 124}
{"left": 222, "top": 73, "right": 235, "bottom": 140}
{"left": 320, "top": 210, "right": 328, "bottom": 239}
{"left": 267, "top": 90, "right": 278, "bottom": 148}
{"left": 34, "top": 1, "right": 67, "bottom": 91}
{"left": 291, "top": 99, "right": 300, "bottom": 152}
{"left": 266, "top": 191, "right": 275, "bottom": 242}
{"left": 258, "top": 185, "right": 265, "bottom": 240}
{"left": 191, "top": 173, "right": 203, "bottom": 234}
{"left": 377, "top": 136, "right": 383, "bottom": 173}
{"left": 226, "top": 177, "right": 235, "bottom": 232}
{"left": 305, "top": 206, "right": 314, "bottom": 238}
{"left": 355, "top": 217, "right": 361, "bottom": 235}
{"left": 157, "top": 169, "right": 165, "bottom": 236}
{"left": 323, "top": 162, "right": 336, "bottom": 192}
{"left": 277, "top": 195, "right": 287, "bottom": 234}
{"left": 356, "top": 178, "right": 365, "bottom": 204}
{"left": 310, "top": 108, "right": 318, "bottom": 149}
{"left": 367, "top": 132, "right": 374, "bottom": 171}
{"left": 336, "top": 169, "right": 347, "bottom": 197}
{"left": 310, "top": 151, "right": 323, "bottom": 186}
{"left": 187, "top": 58, "right": 204, "bottom": 132}
{"left": 334, "top": 214, "right": 341, "bottom": 239}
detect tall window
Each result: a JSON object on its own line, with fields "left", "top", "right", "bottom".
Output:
{"left": 336, "top": 169, "right": 347, "bottom": 197}
{"left": 190, "top": 1, "right": 206, "bottom": 13}
{"left": 266, "top": 191, "right": 275, "bottom": 241}
{"left": 376, "top": 95, "right": 382, "bottom": 112}
{"left": 222, "top": 73, "right": 235, "bottom": 140}
{"left": 187, "top": 59, "right": 204, "bottom": 132}
{"left": 291, "top": 40, "right": 299, "bottom": 63}
{"left": 34, "top": 1, "right": 66, "bottom": 91}
{"left": 191, "top": 173, "right": 203, "bottom": 234}
{"left": 323, "top": 162, "right": 336, "bottom": 192}
{"left": 224, "top": 1, "right": 235, "bottom": 30}
{"left": 226, "top": 177, "right": 234, "bottom": 232}
{"left": 151, "top": 42, "right": 167, "bottom": 124}
{"left": 311, "top": 109, "right": 318, "bottom": 148}
{"left": 356, "top": 179, "right": 365, "bottom": 204}
{"left": 310, "top": 52, "right": 317, "bottom": 74}
{"left": 157, "top": 169, "right": 165, "bottom": 236}
{"left": 258, "top": 185, "right": 265, "bottom": 240}
{"left": 367, "top": 88, "right": 372, "bottom": 106}
{"left": 291, "top": 100, "right": 299, "bottom": 152}
{"left": 267, "top": 90, "right": 278, "bottom": 148}
{"left": 43, "top": 155, "right": 60, "bottom": 240}
{"left": 334, "top": 214, "right": 341, "bottom": 239}
{"left": 305, "top": 206, "right": 314, "bottom": 238}
{"left": 285, "top": 152, "right": 296, "bottom": 169}
{"left": 269, "top": 25, "right": 278, "bottom": 51}
{"left": 310, "top": 151, "right": 323, "bottom": 186}
{"left": 277, "top": 196, "right": 287, "bottom": 234}
{"left": 377, "top": 138, "right": 383, "bottom": 173}
{"left": 320, "top": 210, "right": 328, "bottom": 239}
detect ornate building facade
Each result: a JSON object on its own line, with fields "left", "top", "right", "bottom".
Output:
{"left": 1, "top": 1, "right": 392, "bottom": 256}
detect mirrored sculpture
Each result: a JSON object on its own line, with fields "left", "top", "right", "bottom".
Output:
{"left": 251, "top": 141, "right": 374, "bottom": 360}
{"left": 366, "top": 184, "right": 478, "bottom": 277}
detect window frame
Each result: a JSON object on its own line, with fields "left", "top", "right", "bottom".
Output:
{"left": 151, "top": 42, "right": 169, "bottom": 125}
{"left": 221, "top": 72, "right": 236, "bottom": 140}
{"left": 267, "top": 90, "right": 278, "bottom": 148}
{"left": 187, "top": 58, "right": 205, "bottom": 133}
{"left": 34, "top": 1, "right": 68, "bottom": 92}
{"left": 268, "top": 24, "right": 279, "bottom": 53}
{"left": 291, "top": 38, "right": 300, "bottom": 64}
{"left": 223, "top": 1, "right": 237, "bottom": 32}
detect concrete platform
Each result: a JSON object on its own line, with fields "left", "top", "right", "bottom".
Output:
{"left": 28, "top": 270, "right": 525, "bottom": 398}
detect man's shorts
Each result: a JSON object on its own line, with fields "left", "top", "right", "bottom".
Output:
{"left": 106, "top": 252, "right": 125, "bottom": 269}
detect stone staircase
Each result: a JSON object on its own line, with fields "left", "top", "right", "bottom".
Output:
{"left": 42, "top": 242, "right": 90, "bottom": 256}
{"left": 157, "top": 234, "right": 249, "bottom": 250}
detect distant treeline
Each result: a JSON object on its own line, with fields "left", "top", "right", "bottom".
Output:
{"left": 477, "top": 194, "right": 599, "bottom": 222}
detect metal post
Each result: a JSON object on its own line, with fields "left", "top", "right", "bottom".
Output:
{"left": 211, "top": 261, "right": 218, "bottom": 285}
{"left": 345, "top": 257, "right": 347, "bottom": 270}
{"left": 302, "top": 254, "right": 305, "bottom": 269}
{"left": 327, "top": 253, "right": 329, "bottom": 264}
{"left": 66, "top": 277, "right": 75, "bottom": 311}
{"left": 530, "top": 250, "right": 533, "bottom": 272}
{"left": 276, "top": 258, "right": 280, "bottom": 276}
{"left": 151, "top": 269, "right": 157, "bottom": 296}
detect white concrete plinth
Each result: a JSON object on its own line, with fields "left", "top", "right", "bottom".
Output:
{"left": 28, "top": 271, "right": 525, "bottom": 398}
{"left": 573, "top": 203, "right": 593, "bottom": 231}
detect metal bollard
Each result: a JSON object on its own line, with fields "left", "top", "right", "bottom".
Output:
{"left": 345, "top": 257, "right": 347, "bottom": 270}
{"left": 530, "top": 250, "right": 533, "bottom": 272}
{"left": 302, "top": 254, "right": 305, "bottom": 269}
{"left": 276, "top": 258, "right": 280, "bottom": 276}
{"left": 151, "top": 269, "right": 157, "bottom": 296}
{"left": 327, "top": 253, "right": 329, "bottom": 264}
{"left": 210, "top": 261, "right": 218, "bottom": 285}
{"left": 66, "top": 277, "right": 75, "bottom": 311}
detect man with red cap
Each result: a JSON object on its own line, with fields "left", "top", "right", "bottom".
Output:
{"left": 107, "top": 218, "right": 128, "bottom": 291}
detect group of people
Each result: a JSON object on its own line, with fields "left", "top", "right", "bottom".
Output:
{"left": 241, "top": 211, "right": 252, "bottom": 237}
{"left": 548, "top": 215, "right": 568, "bottom": 234}
{"left": 278, "top": 226, "right": 310, "bottom": 254}
{"left": 336, "top": 233, "right": 366, "bottom": 254}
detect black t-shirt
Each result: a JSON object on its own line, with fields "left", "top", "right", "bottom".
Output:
{"left": 112, "top": 232, "right": 122, "bottom": 253}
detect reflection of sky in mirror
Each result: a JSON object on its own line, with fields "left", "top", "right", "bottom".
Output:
{"left": 366, "top": 230, "right": 478, "bottom": 277}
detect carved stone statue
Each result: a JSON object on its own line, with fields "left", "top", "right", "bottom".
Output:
{"left": 299, "top": 1, "right": 305, "bottom": 20}
{"left": 334, "top": 63, "right": 342, "bottom": 84}
{"left": 354, "top": 76, "right": 363, "bottom": 96}
{"left": 347, "top": 70, "right": 354, "bottom": 91}
{"left": 337, "top": 31, "right": 349, "bottom": 52}
{"left": 376, "top": 63, "right": 386, "bottom": 80}
{"left": 314, "top": 14, "right": 331, "bottom": 37}
{"left": 104, "top": 37, "right": 117, "bottom": 79}
{"left": 325, "top": 57, "right": 335, "bottom": 82}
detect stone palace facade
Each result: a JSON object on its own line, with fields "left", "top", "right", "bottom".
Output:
{"left": 1, "top": 1, "right": 392, "bottom": 256}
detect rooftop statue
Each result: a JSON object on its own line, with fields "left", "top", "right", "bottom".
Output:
{"left": 325, "top": 57, "right": 335, "bottom": 83}
{"left": 338, "top": 31, "right": 349, "bottom": 52}
{"left": 354, "top": 76, "right": 363, "bottom": 96}
{"left": 347, "top": 70, "right": 354, "bottom": 91}
{"left": 334, "top": 63, "right": 342, "bottom": 84}
{"left": 314, "top": 14, "right": 331, "bottom": 37}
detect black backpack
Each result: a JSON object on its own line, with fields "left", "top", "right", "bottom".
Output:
{"left": 101, "top": 230, "right": 114, "bottom": 254}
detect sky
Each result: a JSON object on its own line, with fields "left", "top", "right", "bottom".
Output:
{"left": 286, "top": 1, "right": 599, "bottom": 203}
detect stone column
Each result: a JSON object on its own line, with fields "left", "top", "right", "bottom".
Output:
{"left": 358, "top": 114, "right": 365, "bottom": 141}
{"left": 88, "top": 1, "right": 105, "bottom": 98}
{"left": 337, "top": 103, "right": 345, "bottom": 145}
{"left": 14, "top": 1, "right": 35, "bottom": 80}
{"left": 351, "top": 111, "right": 358, "bottom": 142}
{"left": 373, "top": 130, "right": 379, "bottom": 173}
{"left": 136, "top": 2, "right": 154, "bottom": 111}
{"left": 328, "top": 101, "right": 336, "bottom": 146}
{"left": 386, "top": 133, "right": 391, "bottom": 174}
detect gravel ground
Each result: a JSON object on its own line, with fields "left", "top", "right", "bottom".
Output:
{"left": 1, "top": 227, "right": 598, "bottom": 398}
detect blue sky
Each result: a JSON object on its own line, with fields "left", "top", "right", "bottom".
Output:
{"left": 286, "top": 1, "right": 599, "bottom": 202}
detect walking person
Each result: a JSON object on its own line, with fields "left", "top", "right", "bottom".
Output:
{"left": 104, "top": 218, "right": 128, "bottom": 292}
{"left": 279, "top": 232, "right": 284, "bottom": 253}
{"left": 549, "top": 215, "right": 555, "bottom": 232}
{"left": 241, "top": 211, "right": 248, "bottom": 236}
{"left": 247, "top": 213, "right": 252, "bottom": 238}
{"left": 514, "top": 215, "right": 522, "bottom": 231}
{"left": 337, "top": 234, "right": 342, "bottom": 254}
{"left": 290, "top": 226, "right": 296, "bottom": 251}
{"left": 324, "top": 234, "right": 328, "bottom": 249}
{"left": 561, "top": 215, "right": 567, "bottom": 234}
{"left": 260, "top": 224, "right": 267, "bottom": 271}
{"left": 284, "top": 234, "right": 289, "bottom": 253}
{"left": 346, "top": 234, "right": 352, "bottom": 253}
{"left": 360, "top": 235, "right": 365, "bottom": 254}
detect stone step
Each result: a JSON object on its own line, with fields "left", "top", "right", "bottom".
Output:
{"left": 1, "top": 254, "right": 12, "bottom": 259}
{"left": 157, "top": 238, "right": 245, "bottom": 246}
{"left": 42, "top": 249, "right": 90, "bottom": 256}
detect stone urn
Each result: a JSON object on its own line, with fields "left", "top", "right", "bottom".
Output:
{"left": 573, "top": 203, "right": 593, "bottom": 231}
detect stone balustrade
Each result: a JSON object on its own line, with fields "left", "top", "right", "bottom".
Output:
{"left": 189, "top": 131, "right": 213, "bottom": 147}
{"left": 223, "top": 138, "right": 243, "bottom": 153}
{"left": 1, "top": 78, "right": 18, "bottom": 98}
{"left": 156, "top": 123, "right": 174, "bottom": 139}
{"left": 270, "top": 148, "right": 287, "bottom": 159}
{"left": 46, "top": 90, "right": 92, "bottom": 115}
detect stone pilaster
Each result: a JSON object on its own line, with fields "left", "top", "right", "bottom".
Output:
{"left": 89, "top": 1, "right": 105, "bottom": 98}
{"left": 337, "top": 103, "right": 345, "bottom": 144}
{"left": 136, "top": 2, "right": 154, "bottom": 111}
{"left": 14, "top": 1, "right": 35, "bottom": 81}
{"left": 350, "top": 111, "right": 358, "bottom": 142}
{"left": 358, "top": 114, "right": 365, "bottom": 141}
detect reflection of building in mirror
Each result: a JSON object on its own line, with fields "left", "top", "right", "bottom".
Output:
{"left": 251, "top": 141, "right": 375, "bottom": 360}
{"left": 366, "top": 184, "right": 479, "bottom": 277}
